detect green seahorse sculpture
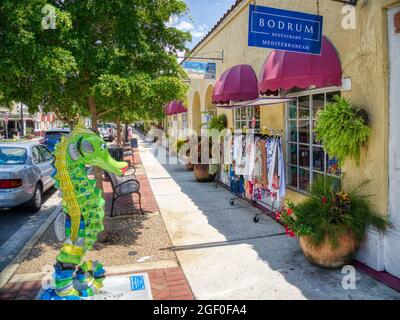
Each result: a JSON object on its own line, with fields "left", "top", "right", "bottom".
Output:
{"left": 52, "top": 121, "right": 128, "bottom": 298}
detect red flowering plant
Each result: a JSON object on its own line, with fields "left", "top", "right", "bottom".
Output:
{"left": 276, "top": 176, "right": 390, "bottom": 248}
{"left": 276, "top": 200, "right": 312, "bottom": 239}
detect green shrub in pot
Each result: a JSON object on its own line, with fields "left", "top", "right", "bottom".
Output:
{"left": 277, "top": 176, "right": 390, "bottom": 268}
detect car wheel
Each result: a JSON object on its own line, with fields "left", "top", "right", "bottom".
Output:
{"left": 27, "top": 183, "right": 42, "bottom": 213}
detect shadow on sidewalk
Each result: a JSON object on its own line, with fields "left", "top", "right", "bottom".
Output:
{"left": 139, "top": 137, "right": 400, "bottom": 300}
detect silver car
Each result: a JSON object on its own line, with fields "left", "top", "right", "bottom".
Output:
{"left": 0, "top": 141, "right": 55, "bottom": 212}
{"left": 99, "top": 123, "right": 117, "bottom": 142}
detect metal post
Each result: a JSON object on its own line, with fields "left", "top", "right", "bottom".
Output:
{"left": 125, "top": 122, "right": 128, "bottom": 144}
{"left": 5, "top": 119, "right": 8, "bottom": 139}
{"left": 20, "top": 102, "right": 24, "bottom": 137}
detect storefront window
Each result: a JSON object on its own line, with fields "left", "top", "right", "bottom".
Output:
{"left": 286, "top": 90, "right": 341, "bottom": 192}
{"left": 234, "top": 106, "right": 260, "bottom": 130}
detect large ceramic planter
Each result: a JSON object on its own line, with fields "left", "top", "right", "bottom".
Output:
{"left": 193, "top": 164, "right": 215, "bottom": 182}
{"left": 299, "top": 233, "right": 359, "bottom": 269}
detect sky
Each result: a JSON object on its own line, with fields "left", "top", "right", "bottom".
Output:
{"left": 171, "top": 0, "right": 237, "bottom": 50}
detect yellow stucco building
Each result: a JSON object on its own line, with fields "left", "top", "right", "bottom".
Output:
{"left": 166, "top": 0, "right": 400, "bottom": 278}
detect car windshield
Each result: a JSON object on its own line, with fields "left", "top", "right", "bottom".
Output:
{"left": 45, "top": 132, "right": 69, "bottom": 140}
{"left": 0, "top": 147, "right": 27, "bottom": 165}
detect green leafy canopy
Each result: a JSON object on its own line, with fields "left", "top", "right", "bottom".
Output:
{"left": 0, "top": 0, "right": 191, "bottom": 125}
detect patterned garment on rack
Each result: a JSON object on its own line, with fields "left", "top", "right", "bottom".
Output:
{"left": 233, "top": 135, "right": 246, "bottom": 176}
{"left": 277, "top": 138, "right": 286, "bottom": 199}
{"left": 230, "top": 166, "right": 244, "bottom": 195}
{"left": 259, "top": 139, "right": 268, "bottom": 186}
{"left": 223, "top": 136, "right": 233, "bottom": 165}
{"left": 252, "top": 137, "right": 263, "bottom": 185}
{"left": 244, "top": 135, "right": 255, "bottom": 179}
{"left": 252, "top": 185, "right": 265, "bottom": 202}
{"left": 265, "top": 138, "right": 275, "bottom": 185}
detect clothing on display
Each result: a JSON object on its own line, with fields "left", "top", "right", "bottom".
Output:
{"left": 227, "top": 132, "right": 286, "bottom": 206}
{"left": 233, "top": 135, "right": 246, "bottom": 176}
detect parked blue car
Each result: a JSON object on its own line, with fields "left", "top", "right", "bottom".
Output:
{"left": 0, "top": 141, "right": 55, "bottom": 212}
{"left": 41, "top": 128, "right": 70, "bottom": 152}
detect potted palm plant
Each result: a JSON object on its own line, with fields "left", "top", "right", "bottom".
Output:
{"left": 193, "top": 114, "right": 228, "bottom": 182}
{"left": 192, "top": 137, "right": 215, "bottom": 182}
{"left": 176, "top": 138, "right": 193, "bottom": 171}
{"left": 277, "top": 176, "right": 390, "bottom": 268}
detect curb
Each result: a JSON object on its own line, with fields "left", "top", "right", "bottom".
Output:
{"left": 0, "top": 205, "right": 62, "bottom": 289}
{"left": 8, "top": 259, "right": 179, "bottom": 284}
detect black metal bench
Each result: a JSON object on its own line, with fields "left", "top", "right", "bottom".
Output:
{"left": 107, "top": 145, "right": 136, "bottom": 175}
{"left": 105, "top": 171, "right": 143, "bottom": 217}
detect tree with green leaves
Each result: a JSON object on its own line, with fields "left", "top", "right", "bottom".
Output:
{"left": 0, "top": 0, "right": 190, "bottom": 239}
{"left": 0, "top": 0, "right": 190, "bottom": 129}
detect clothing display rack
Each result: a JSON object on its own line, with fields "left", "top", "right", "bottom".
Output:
{"left": 221, "top": 129, "right": 286, "bottom": 223}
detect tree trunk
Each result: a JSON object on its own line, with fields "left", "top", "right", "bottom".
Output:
{"left": 68, "top": 119, "right": 75, "bottom": 131}
{"left": 88, "top": 97, "right": 99, "bottom": 133}
{"left": 125, "top": 122, "right": 129, "bottom": 143}
{"left": 88, "top": 96, "right": 111, "bottom": 242}
{"left": 116, "top": 120, "right": 122, "bottom": 146}
{"left": 88, "top": 96, "right": 104, "bottom": 190}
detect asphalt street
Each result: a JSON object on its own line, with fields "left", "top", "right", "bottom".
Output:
{"left": 0, "top": 188, "right": 60, "bottom": 272}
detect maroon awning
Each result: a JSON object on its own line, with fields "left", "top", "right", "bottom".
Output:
{"left": 167, "top": 100, "right": 187, "bottom": 115}
{"left": 212, "top": 64, "right": 259, "bottom": 104}
{"left": 164, "top": 104, "right": 173, "bottom": 116}
{"left": 259, "top": 37, "right": 342, "bottom": 95}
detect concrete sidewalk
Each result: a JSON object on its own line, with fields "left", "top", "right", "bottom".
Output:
{"left": 138, "top": 135, "right": 400, "bottom": 300}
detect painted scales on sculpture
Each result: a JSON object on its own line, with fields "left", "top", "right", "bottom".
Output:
{"left": 41, "top": 121, "right": 128, "bottom": 299}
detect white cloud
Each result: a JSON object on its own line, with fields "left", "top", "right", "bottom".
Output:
{"left": 198, "top": 24, "right": 208, "bottom": 32}
{"left": 170, "top": 19, "right": 209, "bottom": 39}
{"left": 166, "top": 16, "right": 178, "bottom": 27}
{"left": 191, "top": 23, "right": 208, "bottom": 38}
{"left": 176, "top": 49, "right": 186, "bottom": 64}
{"left": 191, "top": 31, "right": 206, "bottom": 38}
{"left": 175, "top": 20, "right": 194, "bottom": 32}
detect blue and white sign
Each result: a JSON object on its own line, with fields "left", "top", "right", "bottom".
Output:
{"left": 248, "top": 5, "right": 323, "bottom": 55}
{"left": 130, "top": 275, "right": 146, "bottom": 291}
{"left": 182, "top": 61, "right": 216, "bottom": 79}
